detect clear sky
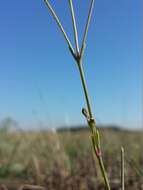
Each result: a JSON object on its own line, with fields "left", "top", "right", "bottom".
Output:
{"left": 0, "top": 0, "right": 142, "bottom": 129}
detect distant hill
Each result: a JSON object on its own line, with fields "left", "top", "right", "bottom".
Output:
{"left": 57, "top": 125, "right": 122, "bottom": 132}
{"left": 57, "top": 125, "right": 142, "bottom": 133}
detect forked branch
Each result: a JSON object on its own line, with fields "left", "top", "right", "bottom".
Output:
{"left": 44, "top": 0, "right": 75, "bottom": 56}
{"left": 43, "top": 1, "right": 111, "bottom": 189}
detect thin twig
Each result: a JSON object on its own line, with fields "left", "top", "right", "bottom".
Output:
{"left": 44, "top": 0, "right": 75, "bottom": 56}
{"left": 78, "top": 60, "right": 111, "bottom": 190}
{"left": 121, "top": 147, "right": 125, "bottom": 190}
{"left": 69, "top": 0, "right": 80, "bottom": 54}
{"left": 78, "top": 61, "right": 93, "bottom": 119}
{"left": 43, "top": 1, "right": 111, "bottom": 189}
{"left": 80, "top": 0, "right": 95, "bottom": 59}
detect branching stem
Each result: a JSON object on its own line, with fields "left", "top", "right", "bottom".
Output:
{"left": 43, "top": 1, "right": 111, "bottom": 189}
{"left": 44, "top": 0, "right": 75, "bottom": 55}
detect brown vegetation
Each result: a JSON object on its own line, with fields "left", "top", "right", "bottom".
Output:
{"left": 0, "top": 127, "right": 142, "bottom": 190}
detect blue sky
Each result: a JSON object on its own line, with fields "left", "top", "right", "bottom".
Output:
{"left": 0, "top": 0, "right": 142, "bottom": 129}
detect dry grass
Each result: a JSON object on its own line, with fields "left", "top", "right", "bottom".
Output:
{"left": 0, "top": 127, "right": 142, "bottom": 189}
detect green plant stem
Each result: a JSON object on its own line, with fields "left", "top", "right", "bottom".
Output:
{"left": 69, "top": 0, "right": 80, "bottom": 54}
{"left": 44, "top": 1, "right": 111, "bottom": 189}
{"left": 77, "top": 60, "right": 92, "bottom": 119}
{"left": 121, "top": 147, "right": 125, "bottom": 190}
{"left": 98, "top": 156, "right": 111, "bottom": 190}
{"left": 77, "top": 59, "right": 111, "bottom": 190}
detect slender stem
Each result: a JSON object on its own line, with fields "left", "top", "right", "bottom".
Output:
{"left": 44, "top": 0, "right": 75, "bottom": 55}
{"left": 77, "top": 60, "right": 92, "bottom": 119}
{"left": 98, "top": 156, "right": 111, "bottom": 190}
{"left": 121, "top": 147, "right": 125, "bottom": 190}
{"left": 69, "top": 0, "right": 80, "bottom": 54}
{"left": 80, "top": 0, "right": 95, "bottom": 58}
{"left": 44, "top": 1, "right": 111, "bottom": 189}
{"left": 78, "top": 59, "right": 111, "bottom": 190}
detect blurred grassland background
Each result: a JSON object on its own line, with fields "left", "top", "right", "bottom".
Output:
{"left": 0, "top": 121, "right": 142, "bottom": 189}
